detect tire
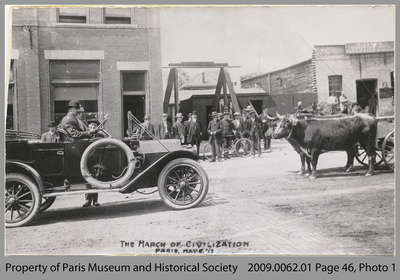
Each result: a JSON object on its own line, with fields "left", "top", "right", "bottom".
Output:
{"left": 158, "top": 158, "right": 209, "bottom": 210}
{"left": 80, "top": 138, "right": 136, "bottom": 189}
{"left": 355, "top": 144, "right": 383, "bottom": 167}
{"left": 201, "top": 143, "right": 213, "bottom": 161}
{"left": 382, "top": 130, "right": 394, "bottom": 171}
{"left": 235, "top": 138, "right": 253, "bottom": 157}
{"left": 5, "top": 173, "right": 41, "bottom": 228}
{"left": 39, "top": 196, "right": 56, "bottom": 212}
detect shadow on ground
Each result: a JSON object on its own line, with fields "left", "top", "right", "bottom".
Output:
{"left": 30, "top": 193, "right": 227, "bottom": 227}
{"left": 287, "top": 165, "right": 393, "bottom": 179}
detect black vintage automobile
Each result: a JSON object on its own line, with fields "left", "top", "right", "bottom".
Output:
{"left": 5, "top": 118, "right": 209, "bottom": 228}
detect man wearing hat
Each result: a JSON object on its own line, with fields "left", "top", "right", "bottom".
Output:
{"left": 41, "top": 121, "right": 60, "bottom": 143}
{"left": 239, "top": 108, "right": 251, "bottom": 138}
{"left": 172, "top": 112, "right": 186, "bottom": 144}
{"left": 207, "top": 111, "right": 223, "bottom": 162}
{"left": 137, "top": 115, "right": 155, "bottom": 140}
{"left": 232, "top": 112, "right": 241, "bottom": 138}
{"left": 248, "top": 108, "right": 262, "bottom": 157}
{"left": 87, "top": 118, "right": 108, "bottom": 138}
{"left": 260, "top": 107, "right": 275, "bottom": 151}
{"left": 157, "top": 113, "right": 172, "bottom": 139}
{"left": 187, "top": 111, "right": 202, "bottom": 155}
{"left": 59, "top": 100, "right": 97, "bottom": 141}
{"left": 221, "top": 111, "right": 235, "bottom": 158}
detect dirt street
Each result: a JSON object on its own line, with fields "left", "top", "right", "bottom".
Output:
{"left": 5, "top": 140, "right": 394, "bottom": 255}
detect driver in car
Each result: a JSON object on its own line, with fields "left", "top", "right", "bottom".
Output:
{"left": 59, "top": 100, "right": 98, "bottom": 141}
{"left": 59, "top": 100, "right": 101, "bottom": 207}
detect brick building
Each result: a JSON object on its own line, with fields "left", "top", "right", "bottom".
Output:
{"left": 314, "top": 42, "right": 394, "bottom": 115}
{"left": 241, "top": 41, "right": 394, "bottom": 115}
{"left": 241, "top": 59, "right": 314, "bottom": 95}
{"left": 240, "top": 59, "right": 316, "bottom": 113}
{"left": 7, "top": 7, "right": 163, "bottom": 138}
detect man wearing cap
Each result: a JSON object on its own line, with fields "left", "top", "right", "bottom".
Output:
{"left": 137, "top": 115, "right": 155, "bottom": 140}
{"left": 187, "top": 111, "right": 202, "bottom": 155}
{"left": 207, "top": 112, "right": 223, "bottom": 162}
{"left": 41, "top": 121, "right": 60, "bottom": 143}
{"left": 172, "top": 113, "right": 186, "bottom": 144}
{"left": 232, "top": 112, "right": 241, "bottom": 138}
{"left": 221, "top": 112, "right": 235, "bottom": 158}
{"left": 249, "top": 109, "right": 262, "bottom": 157}
{"left": 59, "top": 100, "right": 97, "bottom": 141}
{"left": 157, "top": 113, "right": 172, "bottom": 139}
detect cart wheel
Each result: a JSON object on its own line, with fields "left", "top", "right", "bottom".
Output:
{"left": 158, "top": 158, "right": 209, "bottom": 210}
{"left": 355, "top": 144, "right": 383, "bottom": 167}
{"left": 5, "top": 173, "right": 41, "bottom": 228}
{"left": 201, "top": 143, "right": 213, "bottom": 161}
{"left": 40, "top": 196, "right": 56, "bottom": 212}
{"left": 235, "top": 138, "right": 253, "bottom": 157}
{"left": 382, "top": 130, "right": 394, "bottom": 171}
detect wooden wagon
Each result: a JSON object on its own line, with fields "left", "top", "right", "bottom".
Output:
{"left": 355, "top": 89, "right": 395, "bottom": 171}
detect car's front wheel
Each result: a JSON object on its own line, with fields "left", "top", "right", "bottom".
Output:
{"left": 158, "top": 158, "right": 209, "bottom": 210}
{"left": 5, "top": 173, "right": 41, "bottom": 228}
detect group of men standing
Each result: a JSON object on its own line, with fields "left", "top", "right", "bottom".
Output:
{"left": 134, "top": 105, "right": 276, "bottom": 162}
{"left": 135, "top": 111, "right": 203, "bottom": 155}
{"left": 206, "top": 105, "right": 275, "bottom": 161}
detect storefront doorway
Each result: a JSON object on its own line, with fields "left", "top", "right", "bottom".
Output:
{"left": 356, "top": 79, "right": 377, "bottom": 115}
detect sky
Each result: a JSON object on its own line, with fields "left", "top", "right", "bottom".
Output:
{"left": 159, "top": 6, "right": 395, "bottom": 83}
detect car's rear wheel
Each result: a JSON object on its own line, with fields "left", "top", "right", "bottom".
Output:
{"left": 5, "top": 173, "right": 41, "bottom": 228}
{"left": 158, "top": 158, "right": 208, "bottom": 210}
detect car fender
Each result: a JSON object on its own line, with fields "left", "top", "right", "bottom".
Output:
{"left": 6, "top": 160, "right": 44, "bottom": 192}
{"left": 119, "top": 149, "right": 198, "bottom": 194}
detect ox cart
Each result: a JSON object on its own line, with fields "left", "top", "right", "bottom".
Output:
{"left": 355, "top": 115, "right": 394, "bottom": 171}
{"left": 355, "top": 89, "right": 395, "bottom": 171}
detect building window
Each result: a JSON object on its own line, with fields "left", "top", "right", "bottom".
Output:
{"left": 122, "top": 72, "right": 146, "bottom": 94}
{"left": 328, "top": 75, "right": 343, "bottom": 96}
{"left": 50, "top": 60, "right": 100, "bottom": 123}
{"left": 57, "top": 8, "right": 87, "bottom": 23}
{"left": 104, "top": 8, "right": 132, "bottom": 24}
{"left": 7, "top": 60, "right": 17, "bottom": 130}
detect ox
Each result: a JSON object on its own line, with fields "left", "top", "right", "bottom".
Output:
{"left": 272, "top": 113, "right": 377, "bottom": 179}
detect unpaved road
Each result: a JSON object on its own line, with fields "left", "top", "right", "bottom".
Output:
{"left": 5, "top": 140, "right": 394, "bottom": 255}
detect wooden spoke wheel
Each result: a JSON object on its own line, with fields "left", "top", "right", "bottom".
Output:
{"left": 355, "top": 144, "right": 383, "bottom": 167}
{"left": 5, "top": 173, "right": 41, "bottom": 228}
{"left": 234, "top": 138, "right": 253, "bottom": 157}
{"left": 382, "top": 130, "right": 394, "bottom": 171}
{"left": 158, "top": 158, "right": 209, "bottom": 210}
